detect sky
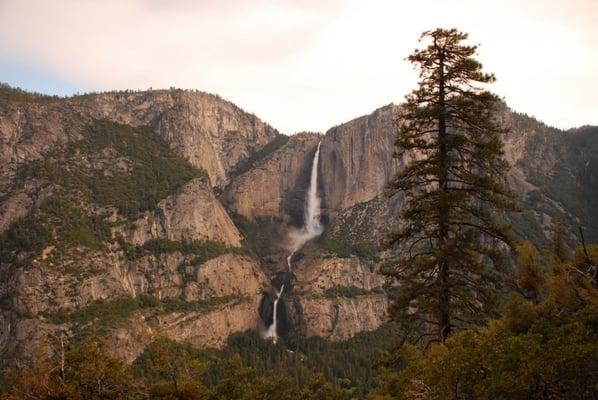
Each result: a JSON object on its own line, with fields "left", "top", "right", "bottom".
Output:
{"left": 1, "top": 0, "right": 597, "bottom": 134}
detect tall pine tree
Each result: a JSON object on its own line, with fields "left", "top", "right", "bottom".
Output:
{"left": 385, "top": 28, "right": 518, "bottom": 343}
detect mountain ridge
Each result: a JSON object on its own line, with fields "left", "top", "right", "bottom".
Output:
{"left": 0, "top": 84, "right": 596, "bottom": 367}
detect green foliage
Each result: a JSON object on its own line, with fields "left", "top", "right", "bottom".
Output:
{"left": 158, "top": 296, "right": 245, "bottom": 314}
{"left": 45, "top": 295, "right": 243, "bottom": 336}
{"left": 0, "top": 197, "right": 111, "bottom": 264}
{"left": 209, "top": 356, "right": 350, "bottom": 400}
{"left": 46, "top": 297, "right": 141, "bottom": 334}
{"left": 319, "top": 236, "right": 379, "bottom": 260}
{"left": 0, "top": 82, "right": 61, "bottom": 104}
{"left": 133, "top": 325, "right": 399, "bottom": 398}
{"left": 1, "top": 338, "right": 136, "bottom": 400}
{"left": 15, "top": 119, "right": 205, "bottom": 219}
{"left": 135, "top": 338, "right": 210, "bottom": 399}
{"left": 374, "top": 311, "right": 597, "bottom": 400}
{"left": 374, "top": 240, "right": 598, "bottom": 400}
{"left": 384, "top": 28, "right": 517, "bottom": 342}
{"left": 0, "top": 212, "right": 52, "bottom": 263}
{"left": 547, "top": 220, "right": 570, "bottom": 267}
{"left": 64, "top": 338, "right": 137, "bottom": 399}
{"left": 210, "top": 324, "right": 400, "bottom": 397}
{"left": 73, "top": 120, "right": 205, "bottom": 217}
{"left": 319, "top": 201, "right": 381, "bottom": 260}
{"left": 2, "top": 119, "right": 209, "bottom": 264}
{"left": 116, "top": 236, "right": 145, "bottom": 261}
{"left": 514, "top": 241, "right": 548, "bottom": 303}
{"left": 227, "top": 212, "right": 259, "bottom": 250}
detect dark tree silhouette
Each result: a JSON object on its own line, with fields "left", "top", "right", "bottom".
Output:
{"left": 385, "top": 28, "right": 518, "bottom": 343}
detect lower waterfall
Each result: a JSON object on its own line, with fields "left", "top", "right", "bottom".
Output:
{"left": 263, "top": 285, "right": 284, "bottom": 341}
{"left": 264, "top": 141, "right": 323, "bottom": 343}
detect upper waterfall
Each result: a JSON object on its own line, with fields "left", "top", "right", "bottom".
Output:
{"left": 305, "top": 141, "right": 323, "bottom": 236}
{"left": 287, "top": 141, "right": 324, "bottom": 259}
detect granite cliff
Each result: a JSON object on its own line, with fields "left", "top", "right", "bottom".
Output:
{"left": 1, "top": 85, "right": 597, "bottom": 367}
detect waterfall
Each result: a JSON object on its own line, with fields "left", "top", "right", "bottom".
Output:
{"left": 287, "top": 141, "right": 324, "bottom": 255}
{"left": 264, "top": 141, "right": 323, "bottom": 343}
{"left": 263, "top": 285, "right": 284, "bottom": 342}
{"left": 304, "top": 141, "right": 323, "bottom": 237}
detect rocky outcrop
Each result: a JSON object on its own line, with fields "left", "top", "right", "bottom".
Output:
{"left": 299, "top": 296, "right": 388, "bottom": 341}
{"left": 128, "top": 178, "right": 242, "bottom": 247}
{"left": 226, "top": 132, "right": 322, "bottom": 221}
{"left": 188, "top": 254, "right": 267, "bottom": 300}
{"left": 320, "top": 105, "right": 400, "bottom": 211}
{"left": 1, "top": 250, "right": 269, "bottom": 365}
{"left": 105, "top": 253, "right": 268, "bottom": 362}
{"left": 293, "top": 256, "right": 386, "bottom": 295}
{"left": 225, "top": 106, "right": 400, "bottom": 221}
{"left": 291, "top": 256, "right": 389, "bottom": 341}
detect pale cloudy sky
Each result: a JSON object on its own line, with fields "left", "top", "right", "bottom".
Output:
{"left": 1, "top": 0, "right": 596, "bottom": 134}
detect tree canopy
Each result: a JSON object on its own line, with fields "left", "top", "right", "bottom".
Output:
{"left": 385, "top": 28, "right": 518, "bottom": 343}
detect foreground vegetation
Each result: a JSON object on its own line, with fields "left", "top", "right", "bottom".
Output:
{"left": 3, "top": 235, "right": 596, "bottom": 399}
{"left": 2, "top": 231, "right": 598, "bottom": 400}
{"left": 371, "top": 238, "right": 598, "bottom": 399}
{"left": 0, "top": 322, "right": 399, "bottom": 399}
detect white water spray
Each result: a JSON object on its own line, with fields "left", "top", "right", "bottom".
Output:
{"left": 263, "top": 284, "right": 284, "bottom": 342}
{"left": 264, "top": 141, "right": 323, "bottom": 343}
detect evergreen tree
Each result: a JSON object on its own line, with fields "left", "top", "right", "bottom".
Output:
{"left": 385, "top": 28, "right": 518, "bottom": 343}
{"left": 547, "top": 220, "right": 569, "bottom": 269}
{"left": 515, "top": 241, "right": 547, "bottom": 304}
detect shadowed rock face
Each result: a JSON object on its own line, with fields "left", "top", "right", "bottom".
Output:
{"left": 320, "top": 105, "right": 400, "bottom": 211}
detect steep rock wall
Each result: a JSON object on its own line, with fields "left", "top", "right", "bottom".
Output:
{"left": 291, "top": 256, "right": 389, "bottom": 341}
{"left": 0, "top": 251, "right": 269, "bottom": 365}
{"left": 128, "top": 177, "right": 242, "bottom": 247}
{"left": 226, "top": 133, "right": 322, "bottom": 221}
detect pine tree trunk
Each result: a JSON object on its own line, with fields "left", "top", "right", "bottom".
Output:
{"left": 437, "top": 47, "right": 451, "bottom": 343}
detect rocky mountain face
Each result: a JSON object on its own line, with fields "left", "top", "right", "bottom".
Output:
{"left": 0, "top": 88, "right": 277, "bottom": 366}
{"left": 0, "top": 89, "right": 278, "bottom": 192}
{"left": 1, "top": 86, "right": 596, "bottom": 367}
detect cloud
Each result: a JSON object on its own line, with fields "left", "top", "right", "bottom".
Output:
{"left": 0, "top": 0, "right": 597, "bottom": 133}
